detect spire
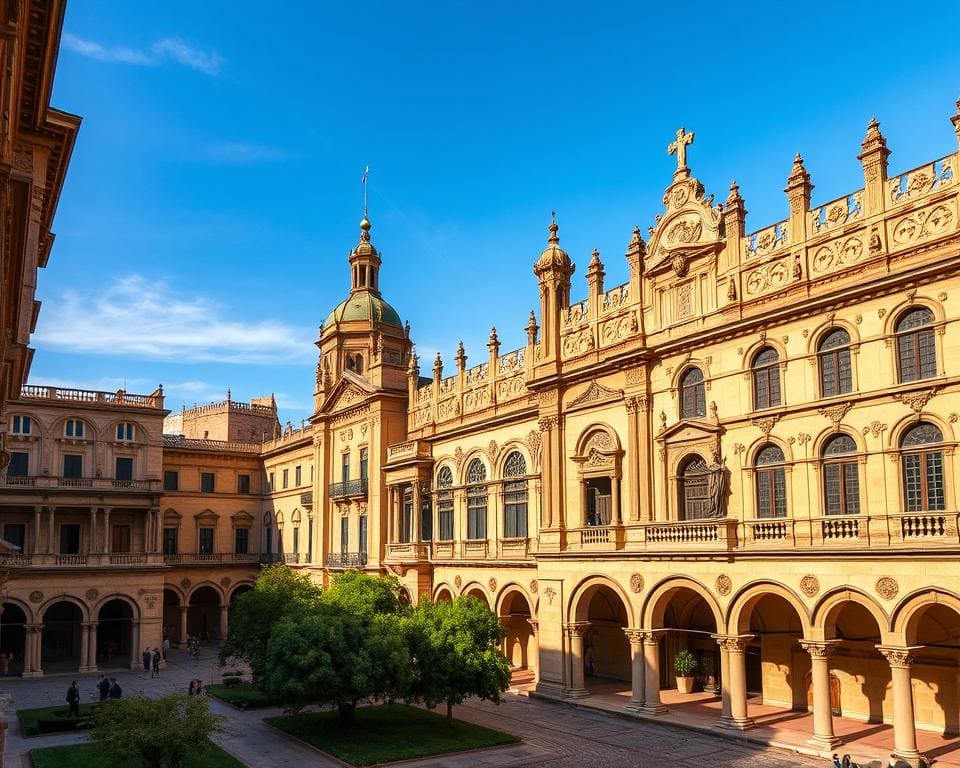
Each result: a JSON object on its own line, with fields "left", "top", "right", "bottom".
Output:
{"left": 548, "top": 210, "right": 559, "bottom": 245}
{"left": 349, "top": 215, "right": 382, "bottom": 295}
{"left": 787, "top": 153, "right": 810, "bottom": 187}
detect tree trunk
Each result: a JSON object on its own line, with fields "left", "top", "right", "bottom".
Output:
{"left": 446, "top": 698, "right": 453, "bottom": 722}
{"left": 337, "top": 701, "right": 356, "bottom": 724}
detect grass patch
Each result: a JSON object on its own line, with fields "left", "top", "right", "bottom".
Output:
{"left": 205, "top": 683, "right": 275, "bottom": 710}
{"left": 31, "top": 739, "right": 243, "bottom": 768}
{"left": 265, "top": 703, "right": 519, "bottom": 766}
{"left": 17, "top": 704, "right": 98, "bottom": 737}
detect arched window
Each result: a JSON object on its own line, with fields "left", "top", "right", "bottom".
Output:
{"left": 436, "top": 467, "right": 454, "bottom": 541}
{"left": 503, "top": 452, "right": 528, "bottom": 538}
{"left": 755, "top": 444, "right": 787, "bottom": 518}
{"left": 752, "top": 348, "right": 782, "bottom": 410}
{"left": 466, "top": 459, "right": 487, "bottom": 540}
{"left": 679, "top": 455, "right": 710, "bottom": 520}
{"left": 65, "top": 419, "right": 85, "bottom": 439}
{"left": 818, "top": 329, "right": 852, "bottom": 397}
{"left": 679, "top": 367, "right": 705, "bottom": 419}
{"left": 822, "top": 434, "right": 859, "bottom": 515}
{"left": 901, "top": 422, "right": 945, "bottom": 512}
{"left": 896, "top": 307, "right": 937, "bottom": 382}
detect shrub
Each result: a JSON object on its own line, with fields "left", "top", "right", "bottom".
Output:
{"left": 222, "top": 677, "right": 241, "bottom": 687}
{"left": 674, "top": 649, "right": 697, "bottom": 677}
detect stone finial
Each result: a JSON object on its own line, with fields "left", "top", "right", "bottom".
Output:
{"left": 860, "top": 116, "right": 888, "bottom": 155}
{"left": 547, "top": 212, "right": 560, "bottom": 245}
{"left": 952, "top": 97, "right": 960, "bottom": 149}
{"left": 787, "top": 153, "right": 810, "bottom": 187}
{"left": 403, "top": 320, "right": 411, "bottom": 338}
{"left": 407, "top": 345, "right": 419, "bottom": 375}
{"left": 487, "top": 327, "right": 500, "bottom": 355}
{"left": 727, "top": 180, "right": 742, "bottom": 205}
{"left": 455, "top": 340, "right": 467, "bottom": 370}
{"left": 226, "top": 388, "right": 231, "bottom": 402}
{"left": 433, "top": 352, "right": 443, "bottom": 376}
{"left": 588, "top": 248, "right": 602, "bottom": 269}
{"left": 526, "top": 310, "right": 539, "bottom": 344}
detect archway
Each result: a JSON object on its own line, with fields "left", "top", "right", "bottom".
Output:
{"left": 434, "top": 586, "right": 453, "bottom": 603}
{"left": 41, "top": 601, "right": 83, "bottom": 673}
{"left": 97, "top": 599, "right": 135, "bottom": 668}
{"left": 229, "top": 584, "right": 253, "bottom": 608}
{"left": 464, "top": 587, "right": 489, "bottom": 608}
{"left": 163, "top": 589, "right": 182, "bottom": 647}
{"left": 648, "top": 582, "right": 720, "bottom": 695}
{"left": 821, "top": 598, "right": 888, "bottom": 727}
{"left": 499, "top": 590, "right": 535, "bottom": 671}
{"left": 187, "top": 586, "right": 221, "bottom": 643}
{"left": 573, "top": 582, "right": 630, "bottom": 694}
{"left": 904, "top": 601, "right": 960, "bottom": 735}
{"left": 0, "top": 603, "right": 27, "bottom": 676}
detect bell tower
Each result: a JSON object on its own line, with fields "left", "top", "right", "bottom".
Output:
{"left": 349, "top": 217, "right": 382, "bottom": 294}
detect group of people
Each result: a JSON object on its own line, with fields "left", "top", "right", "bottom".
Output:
{"left": 141, "top": 647, "right": 163, "bottom": 677}
{"left": 64, "top": 676, "right": 121, "bottom": 715}
{"left": 188, "top": 678, "right": 204, "bottom": 696}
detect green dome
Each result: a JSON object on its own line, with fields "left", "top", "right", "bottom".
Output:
{"left": 323, "top": 290, "right": 402, "bottom": 330}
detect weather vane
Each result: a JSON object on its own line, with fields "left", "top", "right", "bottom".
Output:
{"left": 361, "top": 165, "right": 370, "bottom": 217}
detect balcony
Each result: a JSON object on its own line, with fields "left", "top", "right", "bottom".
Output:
{"left": 0, "top": 476, "right": 161, "bottom": 492}
{"left": 162, "top": 553, "right": 262, "bottom": 565}
{"left": 498, "top": 537, "right": 533, "bottom": 559}
{"left": 567, "top": 526, "right": 625, "bottom": 551}
{"left": 300, "top": 491, "right": 313, "bottom": 508}
{"left": 329, "top": 478, "right": 368, "bottom": 500}
{"left": 385, "top": 542, "right": 430, "bottom": 561}
{"left": 0, "top": 553, "right": 165, "bottom": 568}
{"left": 744, "top": 518, "right": 795, "bottom": 546}
{"left": 431, "top": 541, "right": 456, "bottom": 560}
{"left": 641, "top": 518, "right": 739, "bottom": 551}
{"left": 20, "top": 384, "right": 164, "bottom": 409}
{"left": 460, "top": 540, "right": 489, "bottom": 559}
{"left": 325, "top": 552, "right": 369, "bottom": 570}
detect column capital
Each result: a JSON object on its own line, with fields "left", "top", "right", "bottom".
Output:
{"left": 179, "top": 605, "right": 189, "bottom": 614}
{"left": 876, "top": 645, "right": 919, "bottom": 668}
{"left": 799, "top": 639, "right": 841, "bottom": 658}
{"left": 713, "top": 634, "right": 754, "bottom": 653}
{"left": 25, "top": 623, "right": 42, "bottom": 633}
{"left": 564, "top": 621, "right": 590, "bottom": 638}
{"left": 80, "top": 621, "right": 97, "bottom": 630}
{"left": 528, "top": 619, "right": 539, "bottom": 635}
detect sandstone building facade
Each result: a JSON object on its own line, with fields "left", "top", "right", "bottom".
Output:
{"left": 4, "top": 88, "right": 960, "bottom": 764}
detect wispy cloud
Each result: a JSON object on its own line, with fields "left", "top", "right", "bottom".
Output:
{"left": 204, "top": 141, "right": 287, "bottom": 165}
{"left": 62, "top": 33, "right": 223, "bottom": 76}
{"left": 34, "top": 276, "right": 314, "bottom": 364}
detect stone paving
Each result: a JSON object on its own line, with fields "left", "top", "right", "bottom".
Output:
{"left": 1, "top": 647, "right": 828, "bottom": 768}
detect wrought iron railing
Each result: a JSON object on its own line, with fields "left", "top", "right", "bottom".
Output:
{"left": 329, "top": 478, "right": 368, "bottom": 499}
{"left": 325, "top": 552, "right": 368, "bottom": 569}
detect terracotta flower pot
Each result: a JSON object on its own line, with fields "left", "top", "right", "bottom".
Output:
{"left": 676, "top": 676, "right": 695, "bottom": 694}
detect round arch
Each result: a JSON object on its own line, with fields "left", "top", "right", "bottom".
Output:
{"left": 49, "top": 414, "right": 97, "bottom": 441}
{"left": 573, "top": 423, "right": 623, "bottom": 457}
{"left": 186, "top": 581, "right": 226, "bottom": 604}
{"left": 1, "top": 596, "right": 34, "bottom": 624}
{"left": 891, "top": 588, "right": 960, "bottom": 641}
{"left": 496, "top": 583, "right": 536, "bottom": 619}
{"left": 568, "top": 575, "right": 634, "bottom": 625}
{"left": 462, "top": 584, "right": 490, "bottom": 607}
{"left": 739, "top": 337, "right": 789, "bottom": 374}
{"left": 811, "top": 587, "right": 891, "bottom": 639}
{"left": 92, "top": 593, "right": 141, "bottom": 622}
{"left": 459, "top": 453, "right": 490, "bottom": 486}
{"left": 881, "top": 295, "right": 946, "bottom": 336}
{"left": 228, "top": 582, "right": 255, "bottom": 603}
{"left": 38, "top": 595, "right": 89, "bottom": 623}
{"left": 670, "top": 358, "right": 714, "bottom": 391}
{"left": 811, "top": 425, "right": 867, "bottom": 456}
{"left": 886, "top": 412, "right": 955, "bottom": 450}
{"left": 433, "top": 462, "right": 455, "bottom": 484}
{"left": 642, "top": 576, "right": 725, "bottom": 633}
{"left": 496, "top": 443, "right": 532, "bottom": 479}
{"left": 104, "top": 417, "right": 148, "bottom": 442}
{"left": 805, "top": 317, "right": 861, "bottom": 357}
{"left": 432, "top": 584, "right": 454, "bottom": 603}
{"left": 726, "top": 581, "right": 812, "bottom": 636}
{"left": 746, "top": 436, "right": 795, "bottom": 465}
{"left": 187, "top": 584, "right": 223, "bottom": 642}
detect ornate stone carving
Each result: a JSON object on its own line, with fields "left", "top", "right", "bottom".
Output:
{"left": 538, "top": 415, "right": 558, "bottom": 433}
{"left": 811, "top": 237, "right": 865, "bottom": 274}
{"left": 875, "top": 576, "right": 899, "bottom": 601}
{"left": 220, "top": 577, "right": 232, "bottom": 588}
{"left": 800, "top": 574, "right": 820, "bottom": 597}
{"left": 85, "top": 588, "right": 99, "bottom": 601}
{"left": 891, "top": 202, "right": 956, "bottom": 247}
{"left": 181, "top": 578, "right": 192, "bottom": 589}
{"left": 544, "top": 587, "right": 557, "bottom": 605}
{"left": 29, "top": 590, "right": 43, "bottom": 604}
{"left": 746, "top": 259, "right": 789, "bottom": 294}
{"left": 716, "top": 636, "right": 749, "bottom": 653}
{"left": 488, "top": 577, "right": 497, "bottom": 593}
{"left": 715, "top": 574, "right": 732, "bottom": 596}
{"left": 877, "top": 647, "right": 914, "bottom": 668}
{"left": 733, "top": 443, "right": 745, "bottom": 455}
{"left": 145, "top": 595, "right": 157, "bottom": 610}
{"left": 454, "top": 575, "right": 462, "bottom": 589}
{"left": 893, "top": 388, "right": 938, "bottom": 413}
{"left": 454, "top": 446, "right": 465, "bottom": 471}
{"left": 625, "top": 367, "right": 644, "bottom": 385}
{"left": 799, "top": 640, "right": 837, "bottom": 658}
{"left": 951, "top": 413, "right": 959, "bottom": 424}
{"left": 630, "top": 573, "right": 644, "bottom": 593}
{"left": 566, "top": 621, "right": 590, "bottom": 638}
{"left": 751, "top": 414, "right": 781, "bottom": 437}
{"left": 529, "top": 579, "right": 538, "bottom": 594}
{"left": 862, "top": 421, "right": 888, "bottom": 438}
{"left": 524, "top": 430, "right": 542, "bottom": 462}
{"left": 817, "top": 402, "right": 852, "bottom": 429}
{"left": 569, "top": 381, "right": 622, "bottom": 408}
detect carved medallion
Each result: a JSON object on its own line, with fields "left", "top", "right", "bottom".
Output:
{"left": 180, "top": 578, "right": 192, "bottom": 589}
{"left": 529, "top": 579, "right": 538, "bottom": 594}
{"left": 145, "top": 595, "right": 157, "bottom": 610}
{"left": 454, "top": 575, "right": 462, "bottom": 589}
{"left": 800, "top": 575, "right": 820, "bottom": 597}
{"left": 875, "top": 576, "right": 899, "bottom": 601}
{"left": 220, "top": 577, "right": 231, "bottom": 588}
{"left": 85, "top": 588, "right": 99, "bottom": 601}
{"left": 488, "top": 577, "right": 497, "bottom": 593}
{"left": 630, "top": 573, "right": 644, "bottom": 594}
{"left": 715, "top": 574, "right": 732, "bottom": 596}
{"left": 29, "top": 590, "right": 43, "bottom": 604}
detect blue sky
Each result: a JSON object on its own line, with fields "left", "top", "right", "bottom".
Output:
{"left": 34, "top": 1, "right": 960, "bottom": 427}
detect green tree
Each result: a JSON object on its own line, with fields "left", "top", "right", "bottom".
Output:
{"left": 91, "top": 694, "right": 223, "bottom": 768}
{"left": 321, "top": 570, "right": 406, "bottom": 617}
{"left": 406, "top": 595, "right": 511, "bottom": 721}
{"left": 219, "top": 564, "right": 322, "bottom": 680}
{"left": 260, "top": 602, "right": 411, "bottom": 723}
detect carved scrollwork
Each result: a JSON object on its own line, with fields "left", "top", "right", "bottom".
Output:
{"left": 799, "top": 574, "right": 820, "bottom": 597}
{"left": 893, "top": 388, "right": 938, "bottom": 413}
{"left": 875, "top": 576, "right": 899, "bottom": 600}
{"left": 630, "top": 573, "right": 644, "bottom": 593}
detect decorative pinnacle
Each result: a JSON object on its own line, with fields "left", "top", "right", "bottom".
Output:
{"left": 787, "top": 153, "right": 811, "bottom": 187}
{"left": 433, "top": 352, "right": 442, "bottom": 373}
{"left": 527, "top": 310, "right": 537, "bottom": 329}
{"left": 860, "top": 116, "right": 889, "bottom": 156}
{"left": 487, "top": 326, "right": 500, "bottom": 350}
{"left": 727, "top": 180, "right": 742, "bottom": 203}
{"left": 547, "top": 212, "right": 559, "bottom": 245}
{"left": 359, "top": 216, "right": 371, "bottom": 243}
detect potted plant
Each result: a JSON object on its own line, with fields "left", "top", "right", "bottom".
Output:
{"left": 674, "top": 649, "right": 697, "bottom": 694}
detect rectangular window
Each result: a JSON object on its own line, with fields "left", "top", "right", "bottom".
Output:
{"left": 234, "top": 527, "right": 249, "bottom": 555}
{"left": 282, "top": 469, "right": 289, "bottom": 489}
{"left": 340, "top": 516, "right": 349, "bottom": 554}
{"left": 59, "top": 524, "right": 80, "bottom": 554}
{"left": 201, "top": 472, "right": 215, "bottom": 493}
{"left": 307, "top": 518, "right": 313, "bottom": 563}
{"left": 116, "top": 422, "right": 134, "bottom": 441}
{"left": 265, "top": 527, "right": 273, "bottom": 554}
{"left": 11, "top": 415, "right": 30, "bottom": 435}
{"left": 115, "top": 457, "right": 133, "bottom": 481}
{"left": 112, "top": 525, "right": 131, "bottom": 553}
{"left": 62, "top": 454, "right": 83, "bottom": 478}
{"left": 4, "top": 523, "right": 25, "bottom": 551}
{"left": 401, "top": 488, "right": 413, "bottom": 543}
{"left": 926, "top": 452, "right": 945, "bottom": 510}
{"left": 295, "top": 466, "right": 302, "bottom": 487}
{"left": 164, "top": 471, "right": 179, "bottom": 491}
{"left": 163, "top": 527, "right": 178, "bottom": 555}
{"left": 7, "top": 451, "right": 28, "bottom": 477}
{"left": 504, "top": 480, "right": 528, "bottom": 538}
{"left": 293, "top": 526, "right": 299, "bottom": 554}
{"left": 438, "top": 490, "right": 454, "bottom": 541}
{"left": 341, "top": 453, "right": 350, "bottom": 484}
{"left": 360, "top": 448, "right": 368, "bottom": 481}
{"left": 420, "top": 496, "right": 432, "bottom": 541}
{"left": 467, "top": 489, "right": 487, "bottom": 540}
{"left": 359, "top": 515, "right": 367, "bottom": 556}
{"left": 65, "top": 420, "right": 83, "bottom": 438}
{"left": 198, "top": 527, "right": 214, "bottom": 554}
{"left": 268, "top": 472, "right": 274, "bottom": 492}
{"left": 237, "top": 474, "right": 251, "bottom": 494}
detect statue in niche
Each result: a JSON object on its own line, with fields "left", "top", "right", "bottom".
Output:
{"left": 705, "top": 455, "right": 729, "bottom": 518}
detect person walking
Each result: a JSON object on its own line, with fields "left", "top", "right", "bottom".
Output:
{"left": 142, "top": 647, "right": 151, "bottom": 673}
{"left": 97, "top": 675, "right": 110, "bottom": 701}
{"left": 162, "top": 637, "right": 170, "bottom": 661}
{"left": 65, "top": 681, "right": 80, "bottom": 717}
{"left": 151, "top": 647, "right": 161, "bottom": 678}
{"left": 108, "top": 677, "right": 122, "bottom": 699}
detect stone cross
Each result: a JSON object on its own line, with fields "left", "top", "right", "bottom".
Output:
{"left": 668, "top": 127, "right": 695, "bottom": 176}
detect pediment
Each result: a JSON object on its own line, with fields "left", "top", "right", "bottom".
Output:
{"left": 322, "top": 371, "right": 376, "bottom": 414}
{"left": 645, "top": 177, "right": 724, "bottom": 276}
{"left": 567, "top": 380, "right": 623, "bottom": 411}
{"left": 658, "top": 418, "right": 721, "bottom": 444}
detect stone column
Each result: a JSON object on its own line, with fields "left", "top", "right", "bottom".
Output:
{"left": 390, "top": 487, "right": 398, "bottom": 543}
{"left": 218, "top": 604, "right": 229, "bottom": 640}
{"left": 717, "top": 636, "right": 754, "bottom": 730}
{"left": 715, "top": 635, "right": 732, "bottom": 722}
{"left": 178, "top": 606, "right": 189, "bottom": 648}
{"left": 565, "top": 622, "right": 590, "bottom": 697}
{"left": 129, "top": 621, "right": 140, "bottom": 669}
{"left": 878, "top": 646, "right": 922, "bottom": 763}
{"left": 641, "top": 631, "right": 667, "bottom": 714}
{"left": 47, "top": 507, "right": 55, "bottom": 554}
{"left": 33, "top": 506, "right": 42, "bottom": 554}
{"left": 800, "top": 640, "right": 841, "bottom": 749}
{"left": 611, "top": 474, "right": 621, "bottom": 525}
{"left": 623, "top": 629, "right": 645, "bottom": 709}
{"left": 411, "top": 483, "right": 421, "bottom": 543}
{"left": 151, "top": 508, "right": 161, "bottom": 553}
{"left": 22, "top": 624, "right": 41, "bottom": 677}
{"left": 103, "top": 508, "right": 111, "bottom": 554}
{"left": 88, "top": 508, "right": 98, "bottom": 554}
{"left": 579, "top": 482, "right": 588, "bottom": 527}
{"left": 79, "top": 621, "right": 91, "bottom": 672}
{"left": 529, "top": 620, "right": 539, "bottom": 681}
